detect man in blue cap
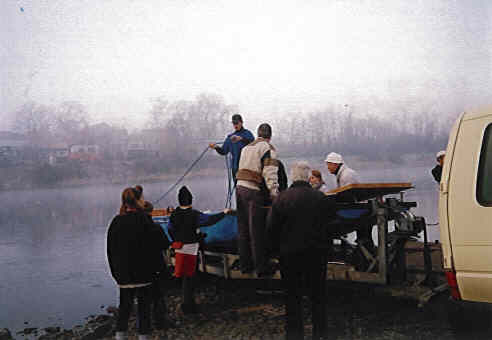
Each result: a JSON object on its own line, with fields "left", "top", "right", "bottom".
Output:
{"left": 209, "top": 114, "right": 254, "bottom": 182}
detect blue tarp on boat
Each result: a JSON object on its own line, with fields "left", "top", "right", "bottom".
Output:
{"left": 152, "top": 213, "right": 238, "bottom": 244}
{"left": 201, "top": 214, "right": 238, "bottom": 243}
{"left": 336, "top": 209, "right": 370, "bottom": 219}
{"left": 153, "top": 207, "right": 374, "bottom": 245}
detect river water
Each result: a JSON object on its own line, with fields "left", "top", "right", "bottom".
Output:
{"left": 0, "top": 164, "right": 439, "bottom": 332}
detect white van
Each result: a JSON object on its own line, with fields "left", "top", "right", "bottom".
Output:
{"left": 440, "top": 109, "right": 492, "bottom": 303}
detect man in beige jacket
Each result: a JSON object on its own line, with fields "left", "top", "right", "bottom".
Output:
{"left": 235, "top": 123, "right": 279, "bottom": 276}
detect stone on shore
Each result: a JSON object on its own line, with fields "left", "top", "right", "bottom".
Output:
{"left": 43, "top": 326, "right": 61, "bottom": 334}
{"left": 38, "top": 330, "right": 74, "bottom": 340}
{"left": 0, "top": 328, "right": 13, "bottom": 340}
{"left": 16, "top": 327, "right": 38, "bottom": 335}
{"left": 10, "top": 272, "right": 475, "bottom": 339}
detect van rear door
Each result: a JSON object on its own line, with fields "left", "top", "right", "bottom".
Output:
{"left": 446, "top": 114, "right": 492, "bottom": 302}
{"left": 439, "top": 115, "right": 463, "bottom": 275}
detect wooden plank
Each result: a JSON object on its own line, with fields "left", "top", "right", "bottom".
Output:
{"left": 325, "top": 182, "right": 413, "bottom": 202}
{"left": 203, "top": 252, "right": 282, "bottom": 280}
{"left": 326, "top": 263, "right": 386, "bottom": 283}
{"left": 326, "top": 182, "right": 413, "bottom": 195}
{"left": 151, "top": 208, "right": 170, "bottom": 217}
{"left": 347, "top": 271, "right": 386, "bottom": 284}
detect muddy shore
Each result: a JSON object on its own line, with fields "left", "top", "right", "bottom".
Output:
{"left": 7, "top": 274, "right": 492, "bottom": 340}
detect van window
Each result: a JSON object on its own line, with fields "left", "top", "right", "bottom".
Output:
{"left": 477, "top": 124, "right": 492, "bottom": 206}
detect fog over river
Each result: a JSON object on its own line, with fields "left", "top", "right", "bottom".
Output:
{"left": 0, "top": 162, "right": 439, "bottom": 332}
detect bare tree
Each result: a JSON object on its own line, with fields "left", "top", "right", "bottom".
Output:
{"left": 11, "top": 101, "right": 55, "bottom": 146}
{"left": 54, "top": 101, "right": 89, "bottom": 144}
{"left": 147, "top": 96, "right": 170, "bottom": 129}
{"left": 198, "top": 95, "right": 238, "bottom": 144}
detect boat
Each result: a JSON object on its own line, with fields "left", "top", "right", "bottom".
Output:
{"left": 152, "top": 182, "right": 447, "bottom": 305}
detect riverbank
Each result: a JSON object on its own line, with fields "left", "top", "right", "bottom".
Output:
{"left": 5, "top": 274, "right": 491, "bottom": 340}
{"left": 0, "top": 163, "right": 226, "bottom": 192}
{"left": 0, "top": 152, "right": 435, "bottom": 192}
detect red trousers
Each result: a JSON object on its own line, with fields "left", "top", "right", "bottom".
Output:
{"left": 174, "top": 253, "right": 197, "bottom": 278}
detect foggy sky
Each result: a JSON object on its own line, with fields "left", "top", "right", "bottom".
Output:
{"left": 1, "top": 0, "right": 491, "bottom": 129}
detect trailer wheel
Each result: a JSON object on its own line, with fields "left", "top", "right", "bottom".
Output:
{"left": 445, "top": 297, "right": 492, "bottom": 337}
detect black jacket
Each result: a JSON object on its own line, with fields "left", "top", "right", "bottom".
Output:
{"left": 261, "top": 159, "right": 288, "bottom": 205}
{"left": 107, "top": 211, "right": 169, "bottom": 285}
{"left": 146, "top": 216, "right": 171, "bottom": 275}
{"left": 431, "top": 165, "right": 442, "bottom": 183}
{"left": 168, "top": 207, "right": 225, "bottom": 244}
{"left": 267, "top": 181, "right": 329, "bottom": 255}
{"left": 277, "top": 160, "right": 288, "bottom": 192}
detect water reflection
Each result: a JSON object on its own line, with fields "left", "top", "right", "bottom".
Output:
{"left": 0, "top": 166, "right": 439, "bottom": 332}
{"left": 0, "top": 177, "right": 230, "bottom": 332}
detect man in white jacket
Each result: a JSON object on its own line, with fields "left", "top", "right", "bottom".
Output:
{"left": 325, "top": 152, "right": 375, "bottom": 263}
{"left": 235, "top": 123, "right": 279, "bottom": 276}
{"left": 325, "top": 152, "right": 359, "bottom": 188}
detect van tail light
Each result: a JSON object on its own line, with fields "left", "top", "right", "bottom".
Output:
{"left": 445, "top": 270, "right": 462, "bottom": 300}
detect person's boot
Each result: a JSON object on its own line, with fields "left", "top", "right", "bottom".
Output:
{"left": 189, "top": 302, "right": 200, "bottom": 314}
{"left": 163, "top": 316, "right": 177, "bottom": 328}
{"left": 182, "top": 276, "right": 199, "bottom": 315}
{"left": 181, "top": 300, "right": 200, "bottom": 315}
{"left": 183, "top": 277, "right": 193, "bottom": 304}
{"left": 115, "top": 331, "right": 128, "bottom": 340}
{"left": 257, "top": 261, "right": 277, "bottom": 277}
{"left": 233, "top": 259, "right": 254, "bottom": 273}
{"left": 180, "top": 303, "right": 189, "bottom": 315}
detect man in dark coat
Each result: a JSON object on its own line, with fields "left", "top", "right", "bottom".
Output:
{"left": 432, "top": 150, "right": 445, "bottom": 183}
{"left": 267, "top": 161, "right": 330, "bottom": 340}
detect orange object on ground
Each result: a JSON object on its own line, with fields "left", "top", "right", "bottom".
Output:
{"left": 174, "top": 253, "right": 197, "bottom": 277}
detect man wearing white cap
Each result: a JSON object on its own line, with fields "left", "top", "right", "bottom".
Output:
{"left": 325, "top": 152, "right": 372, "bottom": 260}
{"left": 432, "top": 150, "right": 445, "bottom": 183}
{"left": 324, "top": 152, "right": 359, "bottom": 188}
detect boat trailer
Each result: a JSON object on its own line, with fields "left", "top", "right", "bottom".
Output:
{"left": 153, "top": 183, "right": 447, "bottom": 305}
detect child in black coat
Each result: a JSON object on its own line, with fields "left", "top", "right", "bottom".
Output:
{"left": 168, "top": 186, "right": 231, "bottom": 314}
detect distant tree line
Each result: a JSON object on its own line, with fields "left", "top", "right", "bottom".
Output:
{"left": 270, "top": 107, "right": 452, "bottom": 161}
{"left": 145, "top": 93, "right": 239, "bottom": 162}
{"left": 6, "top": 93, "right": 456, "bottom": 187}
{"left": 144, "top": 94, "right": 454, "bottom": 163}
{"left": 12, "top": 100, "right": 91, "bottom": 147}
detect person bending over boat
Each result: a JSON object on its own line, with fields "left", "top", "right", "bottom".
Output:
{"left": 235, "top": 123, "right": 279, "bottom": 276}
{"left": 267, "top": 161, "right": 330, "bottom": 340}
{"left": 168, "top": 186, "right": 232, "bottom": 315}
{"left": 209, "top": 114, "right": 254, "bottom": 182}
{"left": 324, "top": 152, "right": 359, "bottom": 189}
{"left": 324, "top": 152, "right": 374, "bottom": 266}
{"left": 107, "top": 187, "right": 171, "bottom": 340}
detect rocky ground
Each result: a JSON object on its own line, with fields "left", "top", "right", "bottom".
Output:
{"left": 5, "top": 274, "right": 492, "bottom": 340}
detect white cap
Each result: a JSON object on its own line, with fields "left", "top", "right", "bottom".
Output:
{"left": 436, "top": 150, "right": 446, "bottom": 159}
{"left": 324, "top": 152, "right": 344, "bottom": 164}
